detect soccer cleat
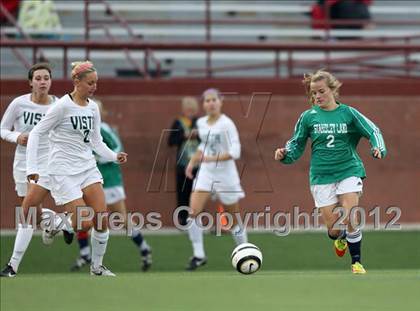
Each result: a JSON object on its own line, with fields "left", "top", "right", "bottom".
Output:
{"left": 0, "top": 264, "right": 16, "bottom": 278}
{"left": 63, "top": 230, "right": 74, "bottom": 245}
{"left": 42, "top": 229, "right": 59, "bottom": 245}
{"left": 90, "top": 265, "right": 116, "bottom": 276}
{"left": 334, "top": 239, "right": 348, "bottom": 257}
{"left": 70, "top": 255, "right": 91, "bottom": 272}
{"left": 141, "top": 248, "right": 152, "bottom": 272}
{"left": 351, "top": 262, "right": 366, "bottom": 274}
{"left": 186, "top": 256, "right": 207, "bottom": 271}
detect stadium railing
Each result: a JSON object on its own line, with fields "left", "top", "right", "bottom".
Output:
{"left": 1, "top": 39, "right": 419, "bottom": 79}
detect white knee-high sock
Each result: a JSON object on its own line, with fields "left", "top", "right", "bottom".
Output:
{"left": 231, "top": 224, "right": 248, "bottom": 245}
{"left": 187, "top": 217, "right": 205, "bottom": 258}
{"left": 9, "top": 224, "right": 34, "bottom": 272}
{"left": 91, "top": 229, "right": 109, "bottom": 268}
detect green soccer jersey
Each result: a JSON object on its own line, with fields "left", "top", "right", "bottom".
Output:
{"left": 96, "top": 122, "right": 123, "bottom": 188}
{"left": 281, "top": 102, "right": 386, "bottom": 185}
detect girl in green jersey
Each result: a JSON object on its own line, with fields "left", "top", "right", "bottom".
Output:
{"left": 275, "top": 70, "right": 386, "bottom": 274}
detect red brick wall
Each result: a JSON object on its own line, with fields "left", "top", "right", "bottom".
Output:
{"left": 1, "top": 79, "right": 419, "bottom": 228}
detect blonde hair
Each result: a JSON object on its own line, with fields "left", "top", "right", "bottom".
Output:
{"left": 302, "top": 70, "right": 342, "bottom": 104}
{"left": 181, "top": 96, "right": 199, "bottom": 111}
{"left": 71, "top": 60, "right": 96, "bottom": 80}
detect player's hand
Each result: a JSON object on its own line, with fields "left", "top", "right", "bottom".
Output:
{"left": 372, "top": 148, "right": 382, "bottom": 159}
{"left": 17, "top": 133, "right": 29, "bottom": 146}
{"left": 185, "top": 163, "right": 194, "bottom": 179}
{"left": 27, "top": 174, "right": 39, "bottom": 183}
{"left": 117, "top": 152, "right": 128, "bottom": 163}
{"left": 274, "top": 148, "right": 287, "bottom": 161}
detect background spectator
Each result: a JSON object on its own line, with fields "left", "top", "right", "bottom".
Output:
{"left": 311, "top": 0, "right": 372, "bottom": 37}
{"left": 1, "top": 0, "right": 20, "bottom": 26}
{"left": 168, "top": 97, "right": 200, "bottom": 226}
{"left": 17, "top": 0, "right": 61, "bottom": 38}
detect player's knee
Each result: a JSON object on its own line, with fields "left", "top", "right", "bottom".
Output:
{"left": 327, "top": 229, "right": 341, "bottom": 240}
{"left": 21, "top": 196, "right": 40, "bottom": 212}
{"left": 93, "top": 215, "right": 108, "bottom": 231}
{"left": 189, "top": 208, "right": 200, "bottom": 218}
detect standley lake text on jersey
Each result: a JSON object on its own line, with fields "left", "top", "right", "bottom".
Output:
{"left": 313, "top": 123, "right": 348, "bottom": 134}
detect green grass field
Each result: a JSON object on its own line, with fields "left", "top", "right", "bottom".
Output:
{"left": 1, "top": 231, "right": 419, "bottom": 311}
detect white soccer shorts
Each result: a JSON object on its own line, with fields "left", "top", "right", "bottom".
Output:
{"left": 193, "top": 174, "right": 245, "bottom": 205}
{"left": 50, "top": 166, "right": 103, "bottom": 206}
{"left": 310, "top": 176, "right": 363, "bottom": 208}
{"left": 13, "top": 168, "right": 50, "bottom": 197}
{"left": 103, "top": 185, "right": 126, "bottom": 205}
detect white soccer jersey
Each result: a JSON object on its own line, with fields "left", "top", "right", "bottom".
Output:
{"left": 27, "top": 94, "right": 117, "bottom": 176}
{"left": 196, "top": 114, "right": 241, "bottom": 185}
{"left": 0, "top": 94, "right": 55, "bottom": 175}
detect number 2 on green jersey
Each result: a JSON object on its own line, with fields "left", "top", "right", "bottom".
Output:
{"left": 326, "top": 134, "right": 335, "bottom": 148}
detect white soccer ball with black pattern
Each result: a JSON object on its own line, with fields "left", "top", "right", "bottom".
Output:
{"left": 231, "top": 243, "right": 262, "bottom": 274}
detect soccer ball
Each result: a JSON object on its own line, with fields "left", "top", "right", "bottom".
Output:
{"left": 231, "top": 243, "right": 262, "bottom": 275}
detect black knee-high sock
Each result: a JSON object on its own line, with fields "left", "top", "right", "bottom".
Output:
{"left": 77, "top": 231, "right": 90, "bottom": 259}
{"left": 132, "top": 231, "right": 144, "bottom": 247}
{"left": 346, "top": 230, "right": 362, "bottom": 264}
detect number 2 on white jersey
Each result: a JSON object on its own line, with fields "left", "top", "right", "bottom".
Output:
{"left": 83, "top": 130, "right": 90, "bottom": 143}
{"left": 326, "top": 134, "right": 335, "bottom": 148}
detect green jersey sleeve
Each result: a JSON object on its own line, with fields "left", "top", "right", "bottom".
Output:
{"left": 96, "top": 122, "right": 124, "bottom": 188}
{"left": 96, "top": 123, "right": 123, "bottom": 164}
{"left": 349, "top": 107, "right": 387, "bottom": 158}
{"left": 281, "top": 111, "right": 310, "bottom": 164}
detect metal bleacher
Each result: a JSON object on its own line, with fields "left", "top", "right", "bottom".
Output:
{"left": 1, "top": 0, "right": 420, "bottom": 78}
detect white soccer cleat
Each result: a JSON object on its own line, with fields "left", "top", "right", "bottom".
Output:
{"left": 42, "top": 229, "right": 59, "bottom": 245}
{"left": 90, "top": 265, "right": 116, "bottom": 277}
{"left": 41, "top": 209, "right": 61, "bottom": 245}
